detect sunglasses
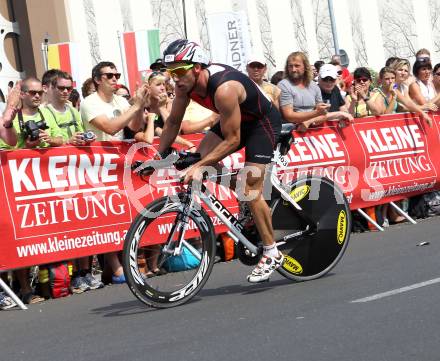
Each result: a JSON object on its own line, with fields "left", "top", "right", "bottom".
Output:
{"left": 322, "top": 77, "right": 336, "bottom": 82}
{"left": 248, "top": 63, "right": 265, "bottom": 69}
{"left": 355, "top": 78, "right": 370, "bottom": 83}
{"left": 166, "top": 64, "right": 194, "bottom": 78}
{"left": 56, "top": 85, "right": 73, "bottom": 92}
{"left": 434, "top": 72, "right": 440, "bottom": 76}
{"left": 101, "top": 72, "right": 121, "bottom": 80}
{"left": 26, "top": 90, "right": 44, "bottom": 96}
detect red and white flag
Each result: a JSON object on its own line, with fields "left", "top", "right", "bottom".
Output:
{"left": 121, "top": 29, "right": 160, "bottom": 94}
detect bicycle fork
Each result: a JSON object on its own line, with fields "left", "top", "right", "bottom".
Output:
{"left": 161, "top": 185, "right": 202, "bottom": 261}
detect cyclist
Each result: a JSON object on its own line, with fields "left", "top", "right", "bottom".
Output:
{"left": 157, "top": 39, "right": 283, "bottom": 283}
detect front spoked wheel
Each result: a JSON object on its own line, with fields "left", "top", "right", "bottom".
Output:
{"left": 122, "top": 196, "right": 216, "bottom": 308}
{"left": 271, "top": 176, "right": 351, "bottom": 281}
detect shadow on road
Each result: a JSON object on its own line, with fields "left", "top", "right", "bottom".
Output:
{"left": 199, "top": 277, "right": 296, "bottom": 298}
{"left": 90, "top": 299, "right": 158, "bottom": 317}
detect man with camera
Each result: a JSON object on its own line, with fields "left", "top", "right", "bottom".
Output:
{"left": 4, "top": 78, "right": 63, "bottom": 304}
{"left": 6, "top": 77, "right": 64, "bottom": 149}
{"left": 43, "top": 69, "right": 103, "bottom": 292}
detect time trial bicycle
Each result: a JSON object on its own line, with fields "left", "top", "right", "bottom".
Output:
{"left": 122, "top": 123, "right": 351, "bottom": 308}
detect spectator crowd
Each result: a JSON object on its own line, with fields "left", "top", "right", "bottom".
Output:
{"left": 0, "top": 42, "right": 439, "bottom": 309}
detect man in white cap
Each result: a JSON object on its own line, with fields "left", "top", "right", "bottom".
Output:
{"left": 246, "top": 55, "right": 280, "bottom": 109}
{"left": 314, "top": 63, "right": 353, "bottom": 128}
{"left": 318, "top": 64, "right": 347, "bottom": 112}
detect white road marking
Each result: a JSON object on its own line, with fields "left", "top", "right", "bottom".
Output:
{"left": 351, "top": 277, "right": 440, "bottom": 303}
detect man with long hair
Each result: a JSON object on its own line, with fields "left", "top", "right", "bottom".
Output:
{"left": 278, "top": 52, "right": 329, "bottom": 130}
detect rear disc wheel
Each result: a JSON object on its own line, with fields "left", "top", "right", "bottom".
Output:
{"left": 271, "top": 176, "right": 351, "bottom": 281}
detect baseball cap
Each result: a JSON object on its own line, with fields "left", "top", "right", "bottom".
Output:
{"left": 246, "top": 54, "right": 266, "bottom": 66}
{"left": 319, "top": 64, "right": 338, "bottom": 79}
{"left": 150, "top": 58, "right": 164, "bottom": 70}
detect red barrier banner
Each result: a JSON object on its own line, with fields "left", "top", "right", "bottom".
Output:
{"left": 1, "top": 112, "right": 440, "bottom": 270}
{"left": 284, "top": 112, "right": 440, "bottom": 209}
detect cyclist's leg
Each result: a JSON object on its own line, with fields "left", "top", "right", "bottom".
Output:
{"left": 244, "top": 162, "right": 283, "bottom": 283}
{"left": 243, "top": 162, "right": 273, "bottom": 246}
{"left": 240, "top": 114, "right": 283, "bottom": 282}
{"left": 198, "top": 122, "right": 241, "bottom": 190}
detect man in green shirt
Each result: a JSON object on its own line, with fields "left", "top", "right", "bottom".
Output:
{"left": 43, "top": 71, "right": 93, "bottom": 146}
{"left": 44, "top": 70, "right": 102, "bottom": 292}
{"left": 0, "top": 77, "right": 63, "bottom": 150}
{"left": 5, "top": 77, "right": 63, "bottom": 304}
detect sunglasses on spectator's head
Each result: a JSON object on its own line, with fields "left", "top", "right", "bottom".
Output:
{"left": 417, "top": 56, "right": 430, "bottom": 62}
{"left": 26, "top": 90, "right": 44, "bottom": 96}
{"left": 166, "top": 64, "right": 194, "bottom": 78}
{"left": 148, "top": 71, "right": 164, "bottom": 81}
{"left": 355, "top": 77, "right": 370, "bottom": 83}
{"left": 56, "top": 85, "right": 73, "bottom": 92}
{"left": 101, "top": 72, "right": 121, "bottom": 80}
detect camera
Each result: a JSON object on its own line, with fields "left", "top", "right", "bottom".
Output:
{"left": 23, "top": 120, "right": 49, "bottom": 141}
{"left": 82, "top": 131, "right": 96, "bottom": 141}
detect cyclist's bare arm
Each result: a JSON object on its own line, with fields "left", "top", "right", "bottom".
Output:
{"left": 158, "top": 91, "right": 190, "bottom": 153}
{"left": 195, "top": 82, "right": 243, "bottom": 167}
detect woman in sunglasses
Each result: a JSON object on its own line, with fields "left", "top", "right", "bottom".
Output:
{"left": 346, "top": 67, "right": 382, "bottom": 118}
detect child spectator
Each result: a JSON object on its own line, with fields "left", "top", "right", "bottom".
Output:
{"left": 371, "top": 67, "right": 398, "bottom": 114}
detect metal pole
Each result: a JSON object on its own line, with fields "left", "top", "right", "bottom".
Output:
{"left": 41, "top": 33, "right": 50, "bottom": 71}
{"left": 389, "top": 202, "right": 417, "bottom": 224}
{"left": 327, "top": 0, "right": 339, "bottom": 55}
{"left": 182, "top": 0, "right": 188, "bottom": 39}
{"left": 0, "top": 276, "right": 27, "bottom": 310}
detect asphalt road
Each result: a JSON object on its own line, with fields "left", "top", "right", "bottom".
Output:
{"left": 1, "top": 216, "right": 440, "bottom": 361}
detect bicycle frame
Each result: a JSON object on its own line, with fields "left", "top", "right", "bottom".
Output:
{"left": 177, "top": 144, "right": 309, "bottom": 255}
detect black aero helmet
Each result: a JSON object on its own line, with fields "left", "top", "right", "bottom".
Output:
{"left": 163, "top": 39, "right": 210, "bottom": 67}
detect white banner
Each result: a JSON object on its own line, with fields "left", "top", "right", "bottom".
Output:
{"left": 206, "top": 11, "right": 251, "bottom": 73}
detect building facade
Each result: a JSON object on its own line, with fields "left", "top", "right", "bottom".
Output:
{"left": 0, "top": 0, "right": 439, "bottom": 96}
